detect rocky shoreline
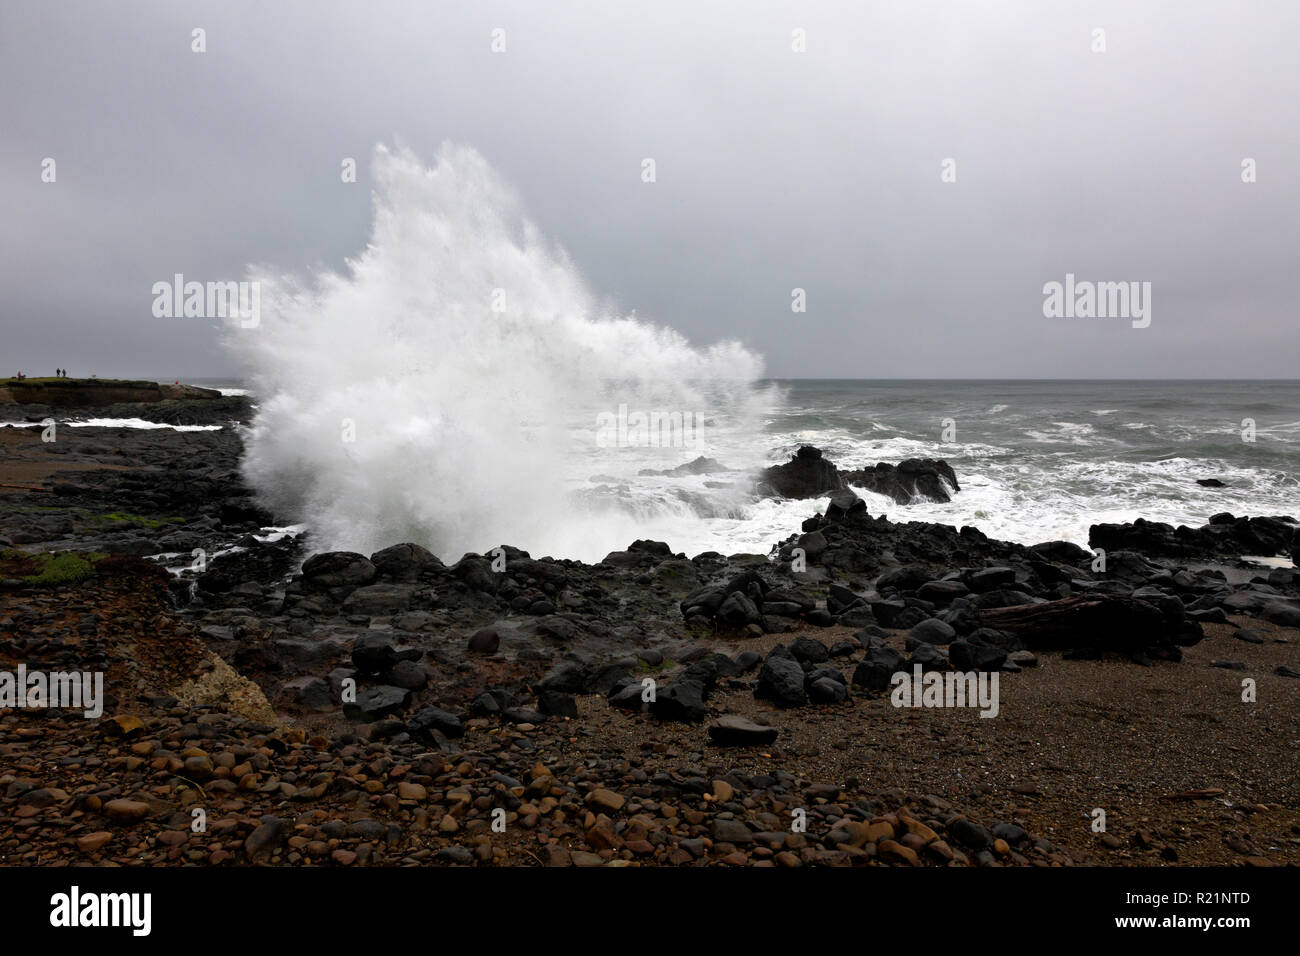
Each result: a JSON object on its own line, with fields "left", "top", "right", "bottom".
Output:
{"left": 2, "top": 403, "right": 1298, "bottom": 867}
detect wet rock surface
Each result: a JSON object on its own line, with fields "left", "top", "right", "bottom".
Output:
{"left": 758, "top": 446, "right": 962, "bottom": 506}
{"left": 1090, "top": 514, "right": 1297, "bottom": 561}
{"left": 841, "top": 459, "right": 960, "bottom": 504}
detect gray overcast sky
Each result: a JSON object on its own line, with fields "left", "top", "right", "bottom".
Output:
{"left": 2, "top": 0, "right": 1297, "bottom": 379}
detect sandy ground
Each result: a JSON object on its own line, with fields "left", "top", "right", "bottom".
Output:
{"left": 573, "top": 616, "right": 1300, "bottom": 866}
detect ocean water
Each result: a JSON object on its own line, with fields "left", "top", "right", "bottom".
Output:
{"left": 189, "top": 376, "right": 1297, "bottom": 562}
{"left": 548, "top": 379, "right": 1299, "bottom": 561}
{"left": 753, "top": 379, "right": 1300, "bottom": 552}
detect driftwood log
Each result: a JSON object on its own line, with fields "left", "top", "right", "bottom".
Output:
{"left": 977, "top": 594, "right": 1202, "bottom": 653}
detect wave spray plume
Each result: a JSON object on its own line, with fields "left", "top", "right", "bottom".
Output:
{"left": 225, "top": 143, "right": 775, "bottom": 562}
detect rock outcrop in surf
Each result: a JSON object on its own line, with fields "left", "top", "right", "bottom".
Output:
{"left": 757, "top": 445, "right": 960, "bottom": 504}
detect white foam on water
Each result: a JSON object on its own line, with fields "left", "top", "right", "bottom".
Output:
{"left": 0, "top": 418, "right": 222, "bottom": 432}
{"left": 68, "top": 418, "right": 224, "bottom": 431}
{"left": 861, "top": 454, "right": 1298, "bottom": 549}
{"left": 1242, "top": 555, "right": 1294, "bottom": 569}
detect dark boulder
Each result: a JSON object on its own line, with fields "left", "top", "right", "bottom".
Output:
{"left": 340, "top": 583, "right": 415, "bottom": 616}
{"left": 1029, "top": 540, "right": 1094, "bottom": 565}
{"left": 680, "top": 586, "right": 727, "bottom": 618}
{"left": 343, "top": 685, "right": 410, "bottom": 721}
{"left": 908, "top": 618, "right": 957, "bottom": 645}
{"left": 650, "top": 680, "right": 708, "bottom": 722}
{"left": 407, "top": 705, "right": 464, "bottom": 739}
{"left": 467, "top": 628, "right": 500, "bottom": 654}
{"left": 301, "top": 551, "right": 377, "bottom": 589}
{"left": 808, "top": 676, "right": 849, "bottom": 704}
{"left": 536, "top": 659, "right": 590, "bottom": 694}
{"left": 917, "top": 579, "right": 970, "bottom": 605}
{"left": 638, "top": 457, "right": 730, "bottom": 477}
{"left": 852, "top": 646, "right": 905, "bottom": 690}
{"left": 967, "top": 566, "right": 1016, "bottom": 592}
{"left": 868, "top": 599, "right": 908, "bottom": 627}
{"left": 908, "top": 643, "right": 949, "bottom": 672}
{"left": 717, "top": 591, "right": 762, "bottom": 627}
{"left": 825, "top": 489, "right": 868, "bottom": 522}
{"left": 827, "top": 583, "right": 866, "bottom": 615}
{"left": 452, "top": 555, "right": 499, "bottom": 593}
{"left": 789, "top": 636, "right": 830, "bottom": 664}
{"left": 758, "top": 445, "right": 843, "bottom": 499}
{"left": 967, "top": 627, "right": 1023, "bottom": 651}
{"left": 841, "top": 458, "right": 960, "bottom": 504}
{"left": 948, "top": 818, "right": 993, "bottom": 850}
{"left": 756, "top": 653, "right": 808, "bottom": 707}
{"left": 877, "top": 565, "right": 932, "bottom": 592}
{"left": 537, "top": 690, "right": 579, "bottom": 718}
{"left": 369, "top": 542, "right": 443, "bottom": 580}
{"left": 948, "top": 641, "right": 1007, "bottom": 672}
{"left": 1262, "top": 602, "right": 1300, "bottom": 627}
{"left": 351, "top": 633, "right": 400, "bottom": 674}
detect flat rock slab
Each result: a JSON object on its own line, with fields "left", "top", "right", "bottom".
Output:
{"left": 708, "top": 714, "right": 779, "bottom": 746}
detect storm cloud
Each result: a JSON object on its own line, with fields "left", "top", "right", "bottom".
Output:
{"left": 1, "top": 0, "right": 1296, "bottom": 378}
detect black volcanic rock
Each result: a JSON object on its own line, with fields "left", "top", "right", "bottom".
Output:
{"left": 825, "top": 488, "right": 868, "bottom": 522}
{"left": 716, "top": 591, "right": 761, "bottom": 627}
{"left": 977, "top": 593, "right": 1201, "bottom": 655}
{"left": 467, "top": 628, "right": 500, "bottom": 654}
{"left": 948, "top": 640, "right": 1007, "bottom": 671}
{"left": 758, "top": 445, "right": 842, "bottom": 499}
{"left": 302, "top": 551, "right": 377, "bottom": 589}
{"left": 908, "top": 618, "right": 957, "bottom": 645}
{"left": 842, "top": 458, "right": 961, "bottom": 504}
{"left": 755, "top": 651, "right": 808, "bottom": 707}
{"left": 852, "top": 645, "right": 905, "bottom": 690}
{"left": 789, "top": 636, "right": 830, "bottom": 664}
{"left": 650, "top": 680, "right": 708, "bottom": 722}
{"left": 1089, "top": 514, "right": 1297, "bottom": 560}
{"left": 196, "top": 536, "right": 299, "bottom": 594}
{"left": 638, "top": 456, "right": 730, "bottom": 477}
{"left": 351, "top": 633, "right": 400, "bottom": 674}
{"left": 343, "top": 685, "right": 410, "bottom": 721}
{"left": 370, "top": 542, "right": 443, "bottom": 580}
{"left": 408, "top": 705, "right": 464, "bottom": 739}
